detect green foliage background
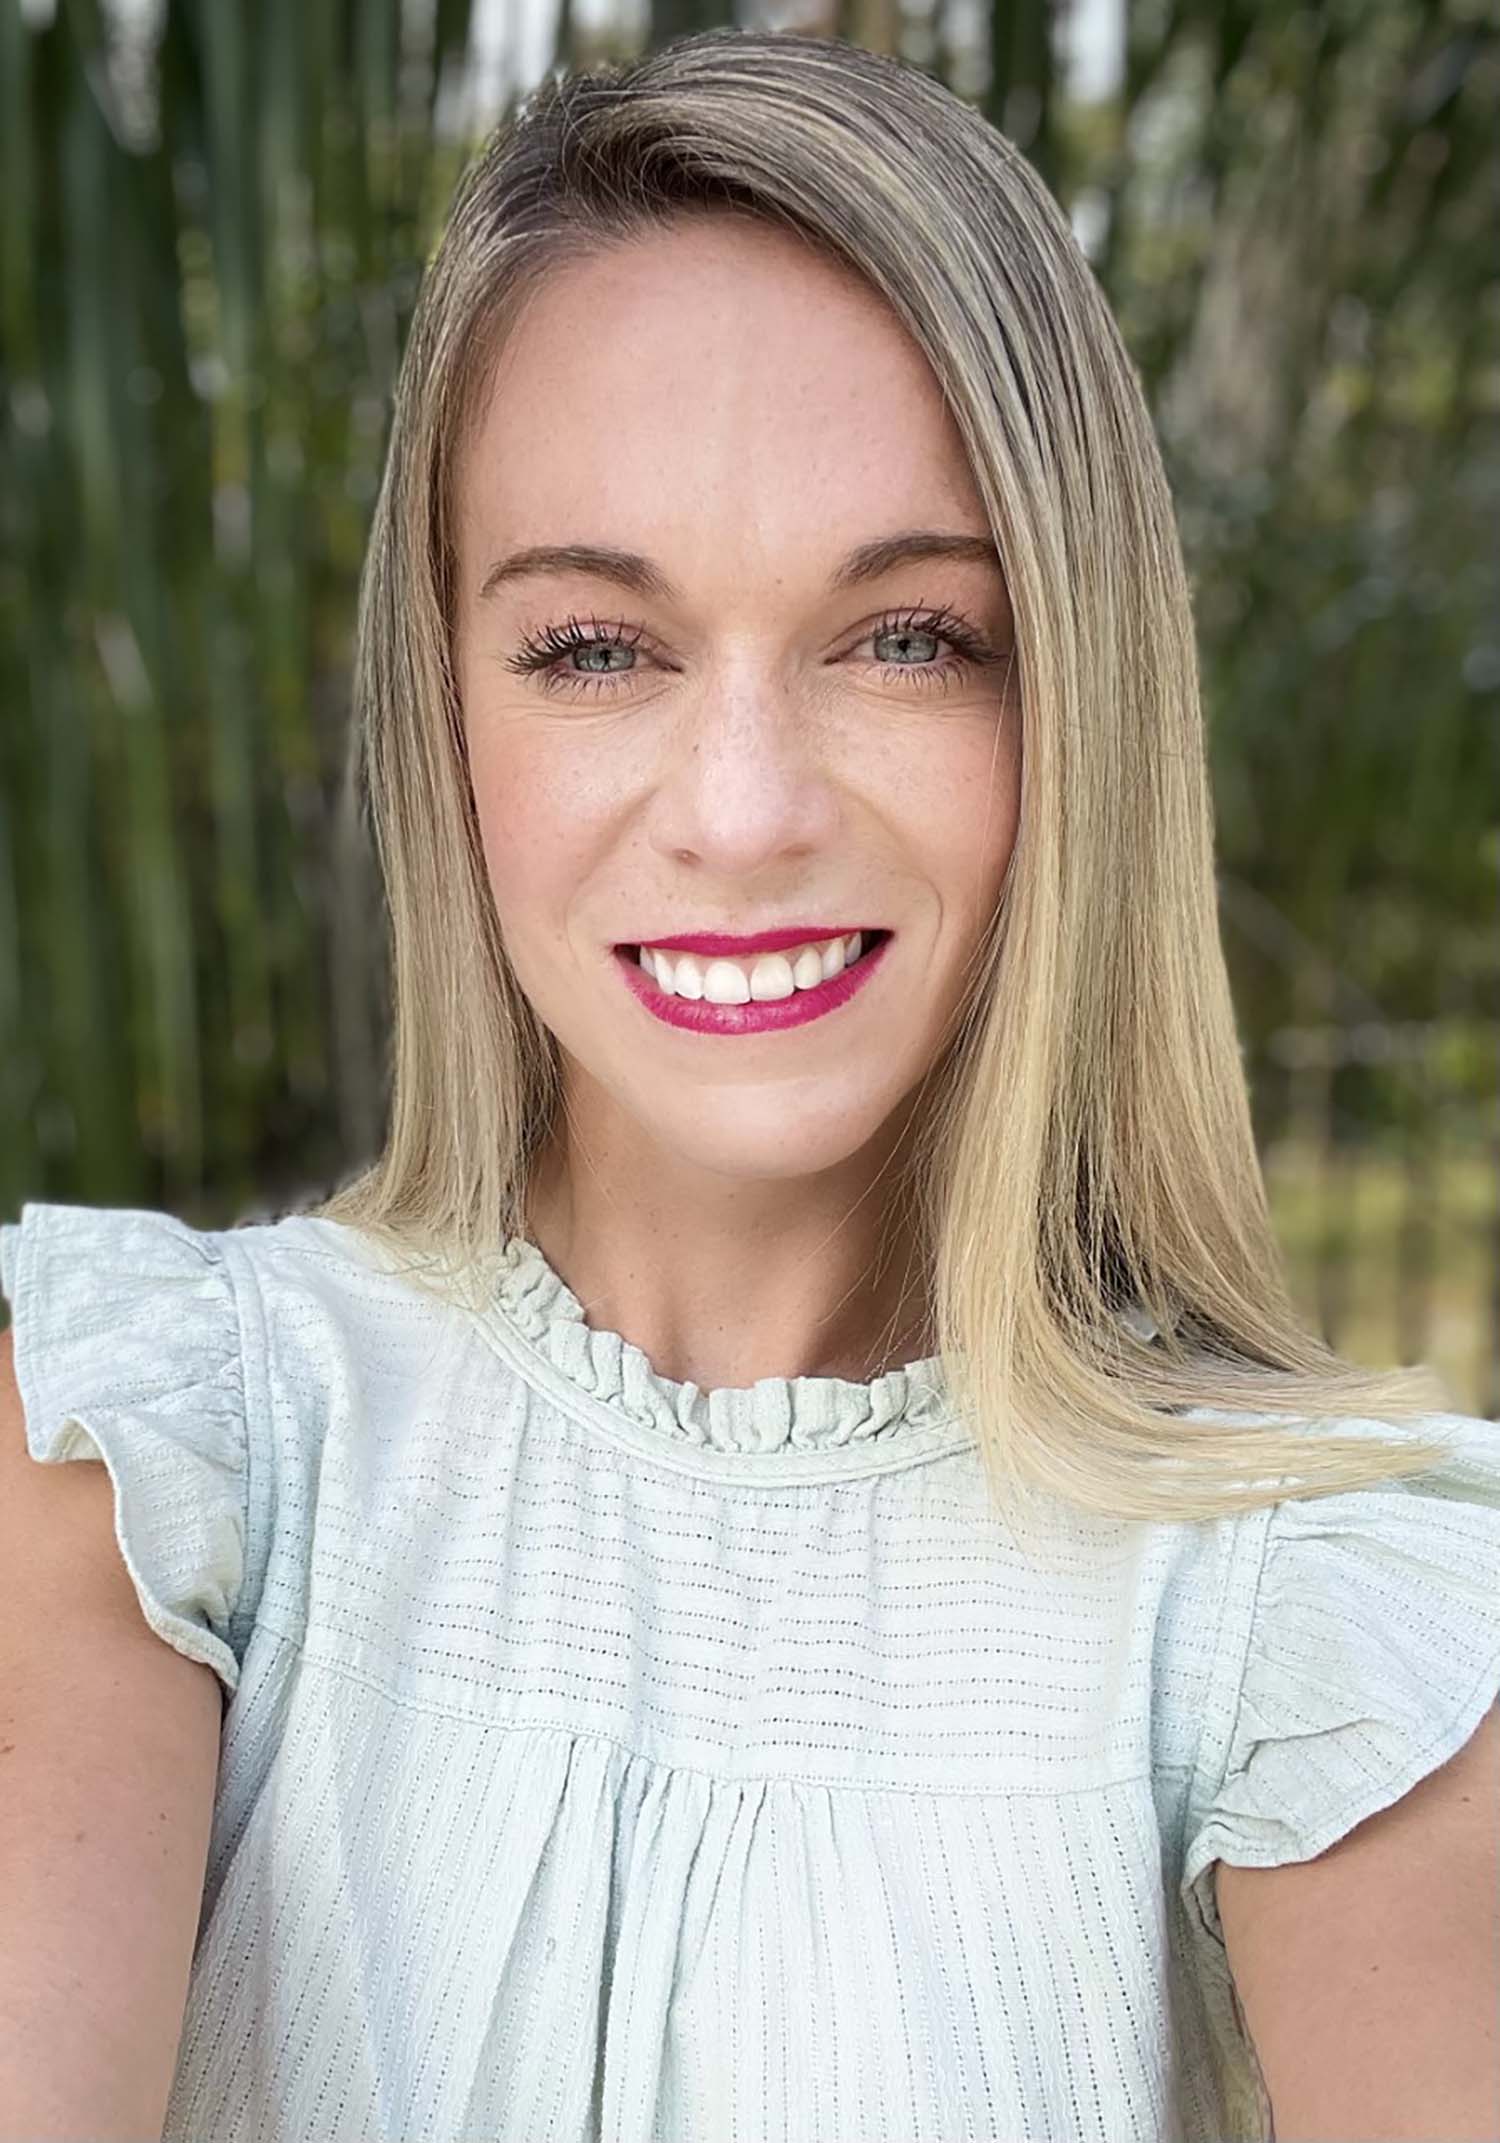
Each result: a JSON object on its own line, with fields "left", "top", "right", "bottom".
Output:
{"left": 1, "top": 0, "right": 1495, "bottom": 1409}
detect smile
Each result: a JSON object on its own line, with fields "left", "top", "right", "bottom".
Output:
{"left": 614, "top": 929, "right": 893, "bottom": 1035}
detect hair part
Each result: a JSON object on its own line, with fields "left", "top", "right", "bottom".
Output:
{"left": 305, "top": 26, "right": 1462, "bottom": 1537}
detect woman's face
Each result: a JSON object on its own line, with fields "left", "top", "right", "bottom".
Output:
{"left": 453, "top": 214, "right": 1022, "bottom": 1189}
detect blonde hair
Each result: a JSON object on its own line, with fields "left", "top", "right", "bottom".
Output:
{"left": 306, "top": 26, "right": 1463, "bottom": 1527}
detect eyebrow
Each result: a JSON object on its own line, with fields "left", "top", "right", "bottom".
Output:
{"left": 476, "top": 529, "right": 1003, "bottom": 604}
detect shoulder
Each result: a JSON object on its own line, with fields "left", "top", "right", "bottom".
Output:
{"left": 220, "top": 1208, "right": 481, "bottom": 1392}
{"left": 0, "top": 1201, "right": 414, "bottom": 1402}
{"left": 0, "top": 1203, "right": 260, "bottom": 1697}
{"left": 1179, "top": 1405, "right": 1500, "bottom": 1875}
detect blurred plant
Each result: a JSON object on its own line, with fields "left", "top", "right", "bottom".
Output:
{"left": 0, "top": 0, "right": 1493, "bottom": 1405}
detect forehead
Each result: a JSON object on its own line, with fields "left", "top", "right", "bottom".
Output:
{"left": 454, "top": 219, "right": 985, "bottom": 563}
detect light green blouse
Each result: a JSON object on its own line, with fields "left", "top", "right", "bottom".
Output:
{"left": 3, "top": 1198, "right": 1498, "bottom": 2143}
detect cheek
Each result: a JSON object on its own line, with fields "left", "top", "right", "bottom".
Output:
{"left": 960, "top": 742, "right": 1022, "bottom": 882}
{"left": 885, "top": 718, "right": 1022, "bottom": 906}
{"left": 466, "top": 735, "right": 605, "bottom": 924}
{"left": 961, "top": 710, "right": 1022, "bottom": 843}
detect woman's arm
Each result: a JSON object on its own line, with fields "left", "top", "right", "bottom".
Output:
{"left": 1218, "top": 1700, "right": 1500, "bottom": 2142}
{"left": 0, "top": 1325, "right": 223, "bottom": 2142}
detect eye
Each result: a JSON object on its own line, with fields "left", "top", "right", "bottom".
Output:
{"left": 501, "top": 602, "right": 1005, "bottom": 699}
{"left": 865, "top": 605, "right": 999, "bottom": 692}
{"left": 501, "top": 612, "right": 649, "bottom": 698}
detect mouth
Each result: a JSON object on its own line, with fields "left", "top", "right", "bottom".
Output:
{"left": 612, "top": 927, "right": 894, "bottom": 1036}
{"left": 617, "top": 927, "right": 892, "bottom": 963}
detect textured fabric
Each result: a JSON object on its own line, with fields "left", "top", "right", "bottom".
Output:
{"left": 3, "top": 1199, "right": 1499, "bottom": 2143}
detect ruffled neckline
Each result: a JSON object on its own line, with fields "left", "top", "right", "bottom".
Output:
{"left": 485, "top": 1233, "right": 958, "bottom": 1457}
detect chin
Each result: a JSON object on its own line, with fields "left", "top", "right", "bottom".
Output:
{"left": 637, "top": 1092, "right": 897, "bottom": 1181}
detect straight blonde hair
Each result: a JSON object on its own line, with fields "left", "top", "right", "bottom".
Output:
{"left": 306, "top": 26, "right": 1464, "bottom": 1528}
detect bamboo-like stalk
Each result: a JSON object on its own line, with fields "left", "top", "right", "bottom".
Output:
{"left": 0, "top": 0, "right": 1491, "bottom": 1410}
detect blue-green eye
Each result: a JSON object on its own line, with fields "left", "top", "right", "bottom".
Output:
{"left": 504, "top": 602, "right": 1004, "bottom": 699}
{"left": 504, "top": 612, "right": 647, "bottom": 695}
{"left": 867, "top": 606, "right": 997, "bottom": 689}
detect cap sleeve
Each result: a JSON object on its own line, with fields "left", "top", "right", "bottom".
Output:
{"left": 1181, "top": 1407, "right": 1500, "bottom": 1955}
{"left": 0, "top": 1200, "right": 250, "bottom": 1701}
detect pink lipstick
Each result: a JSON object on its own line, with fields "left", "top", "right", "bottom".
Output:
{"left": 615, "top": 930, "right": 893, "bottom": 1036}
{"left": 627, "top": 925, "right": 874, "bottom": 957}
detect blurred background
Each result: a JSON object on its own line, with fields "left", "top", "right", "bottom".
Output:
{"left": 0, "top": 0, "right": 1495, "bottom": 1412}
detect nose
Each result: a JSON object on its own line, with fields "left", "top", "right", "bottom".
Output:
{"left": 646, "top": 679, "right": 843, "bottom": 877}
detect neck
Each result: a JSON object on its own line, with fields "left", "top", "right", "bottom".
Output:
{"left": 521, "top": 1117, "right": 936, "bottom": 1392}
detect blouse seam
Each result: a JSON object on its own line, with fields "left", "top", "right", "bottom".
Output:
{"left": 218, "top": 1229, "right": 271, "bottom": 1673}
{"left": 243, "top": 1219, "right": 977, "bottom": 1479}
{"left": 470, "top": 1299, "right": 978, "bottom": 1486}
{"left": 1182, "top": 1505, "right": 1277, "bottom": 1945}
{"left": 5, "top": 1209, "right": 41, "bottom": 1434}
{"left": 225, "top": 1225, "right": 366, "bottom": 1272}
{"left": 242, "top": 1610, "right": 1154, "bottom": 1799}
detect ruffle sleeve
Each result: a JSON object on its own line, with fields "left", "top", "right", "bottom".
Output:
{"left": 1174, "top": 1408, "right": 1500, "bottom": 2137}
{"left": 1180, "top": 1405, "right": 1500, "bottom": 1946}
{"left": 0, "top": 1200, "right": 250, "bottom": 1700}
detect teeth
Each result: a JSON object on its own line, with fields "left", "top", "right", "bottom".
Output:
{"left": 704, "top": 959, "right": 752, "bottom": 1005}
{"left": 640, "top": 932, "right": 874, "bottom": 1003}
{"left": 670, "top": 950, "right": 703, "bottom": 999}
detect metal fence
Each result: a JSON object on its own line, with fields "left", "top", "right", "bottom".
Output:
{"left": 1251, "top": 1016, "right": 1497, "bottom": 1419}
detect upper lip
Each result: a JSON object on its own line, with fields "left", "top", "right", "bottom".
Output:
{"left": 621, "top": 926, "right": 887, "bottom": 956}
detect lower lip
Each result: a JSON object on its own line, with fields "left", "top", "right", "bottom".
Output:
{"left": 614, "top": 933, "right": 893, "bottom": 1035}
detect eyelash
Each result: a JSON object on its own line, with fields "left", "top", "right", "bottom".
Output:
{"left": 501, "top": 603, "right": 1001, "bottom": 700}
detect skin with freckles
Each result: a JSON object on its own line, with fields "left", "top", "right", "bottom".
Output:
{"left": 452, "top": 214, "right": 1022, "bottom": 1393}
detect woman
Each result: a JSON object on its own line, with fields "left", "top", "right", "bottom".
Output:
{"left": 2, "top": 28, "right": 1497, "bottom": 2143}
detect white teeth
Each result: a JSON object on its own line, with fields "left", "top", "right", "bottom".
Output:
{"left": 639, "top": 932, "right": 874, "bottom": 1003}
{"left": 748, "top": 954, "right": 795, "bottom": 1002}
{"left": 702, "top": 959, "right": 751, "bottom": 1005}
